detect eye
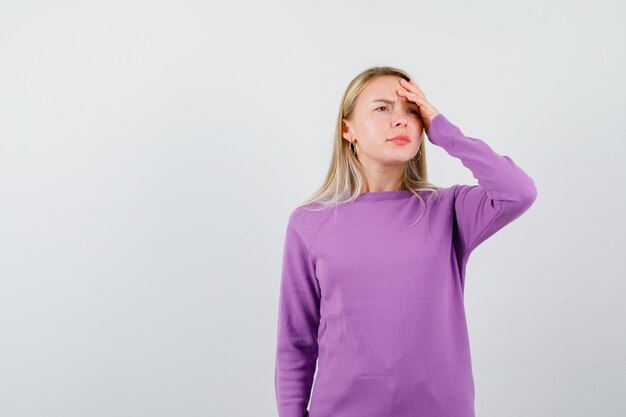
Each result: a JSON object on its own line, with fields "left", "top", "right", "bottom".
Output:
{"left": 376, "top": 106, "right": 420, "bottom": 116}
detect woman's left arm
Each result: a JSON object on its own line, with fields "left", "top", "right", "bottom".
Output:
{"left": 426, "top": 113, "right": 538, "bottom": 258}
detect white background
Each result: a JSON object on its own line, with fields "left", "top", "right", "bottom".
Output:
{"left": 1, "top": 0, "right": 624, "bottom": 416}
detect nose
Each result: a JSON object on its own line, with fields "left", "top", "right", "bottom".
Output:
{"left": 395, "top": 119, "right": 407, "bottom": 127}
{"left": 391, "top": 103, "right": 408, "bottom": 126}
{"left": 393, "top": 113, "right": 408, "bottom": 127}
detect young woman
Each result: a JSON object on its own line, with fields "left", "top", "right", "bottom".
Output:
{"left": 274, "top": 66, "right": 537, "bottom": 417}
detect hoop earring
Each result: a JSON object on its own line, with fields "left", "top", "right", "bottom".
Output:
{"left": 416, "top": 149, "right": 422, "bottom": 161}
{"left": 350, "top": 140, "right": 357, "bottom": 156}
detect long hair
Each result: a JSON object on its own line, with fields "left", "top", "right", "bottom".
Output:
{"left": 298, "top": 66, "right": 442, "bottom": 226}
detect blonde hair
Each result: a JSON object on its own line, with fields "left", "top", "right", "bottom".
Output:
{"left": 298, "top": 66, "right": 442, "bottom": 226}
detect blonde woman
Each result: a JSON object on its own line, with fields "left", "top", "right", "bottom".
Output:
{"left": 274, "top": 66, "right": 537, "bottom": 417}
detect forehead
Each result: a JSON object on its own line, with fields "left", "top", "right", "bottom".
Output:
{"left": 359, "top": 75, "right": 413, "bottom": 104}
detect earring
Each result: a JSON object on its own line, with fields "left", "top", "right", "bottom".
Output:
{"left": 350, "top": 139, "right": 357, "bottom": 155}
{"left": 416, "top": 149, "right": 422, "bottom": 161}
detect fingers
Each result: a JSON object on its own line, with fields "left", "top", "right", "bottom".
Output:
{"left": 398, "top": 79, "right": 423, "bottom": 99}
{"left": 397, "top": 88, "right": 424, "bottom": 106}
{"left": 399, "top": 78, "right": 423, "bottom": 94}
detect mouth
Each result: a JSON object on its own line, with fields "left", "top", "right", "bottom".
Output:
{"left": 387, "top": 135, "right": 411, "bottom": 144}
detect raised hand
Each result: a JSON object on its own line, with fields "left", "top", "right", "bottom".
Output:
{"left": 396, "top": 78, "right": 441, "bottom": 134}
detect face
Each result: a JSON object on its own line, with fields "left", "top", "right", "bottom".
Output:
{"left": 343, "top": 75, "right": 424, "bottom": 166}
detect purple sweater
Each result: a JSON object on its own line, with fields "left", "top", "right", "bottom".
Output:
{"left": 274, "top": 114, "right": 537, "bottom": 417}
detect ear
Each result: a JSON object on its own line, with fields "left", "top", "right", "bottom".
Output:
{"left": 342, "top": 118, "right": 354, "bottom": 141}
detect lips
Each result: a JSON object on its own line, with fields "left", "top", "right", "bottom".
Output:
{"left": 388, "top": 135, "right": 410, "bottom": 144}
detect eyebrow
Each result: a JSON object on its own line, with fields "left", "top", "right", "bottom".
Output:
{"left": 370, "top": 98, "right": 417, "bottom": 106}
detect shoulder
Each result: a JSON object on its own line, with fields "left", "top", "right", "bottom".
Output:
{"left": 426, "top": 185, "right": 465, "bottom": 208}
{"left": 286, "top": 203, "right": 334, "bottom": 246}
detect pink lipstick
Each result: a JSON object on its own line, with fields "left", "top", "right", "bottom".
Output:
{"left": 388, "top": 135, "right": 410, "bottom": 145}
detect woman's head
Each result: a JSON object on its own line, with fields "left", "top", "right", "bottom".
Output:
{"left": 299, "top": 66, "right": 441, "bottom": 214}
{"left": 342, "top": 73, "right": 424, "bottom": 171}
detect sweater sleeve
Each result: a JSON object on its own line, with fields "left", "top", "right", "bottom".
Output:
{"left": 274, "top": 212, "right": 321, "bottom": 417}
{"left": 426, "top": 113, "right": 538, "bottom": 259}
